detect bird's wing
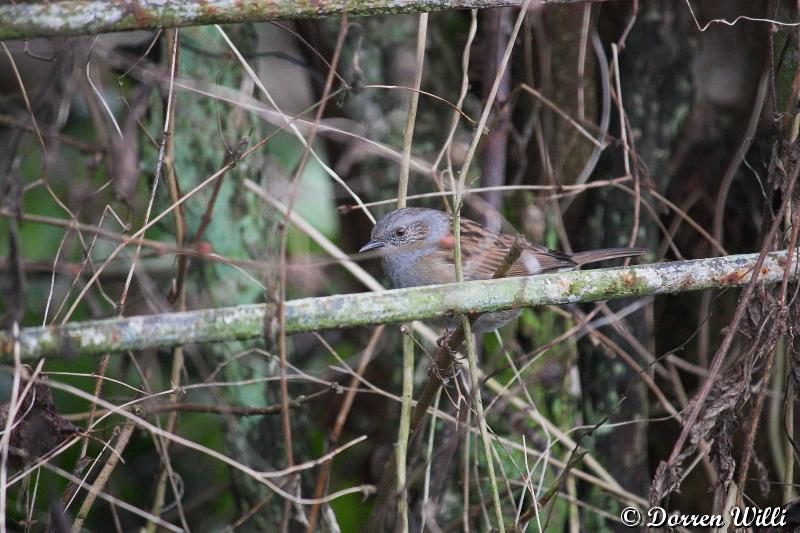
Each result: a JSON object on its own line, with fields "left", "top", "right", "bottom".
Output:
{"left": 514, "top": 242, "right": 578, "bottom": 275}
{"left": 437, "top": 217, "right": 577, "bottom": 280}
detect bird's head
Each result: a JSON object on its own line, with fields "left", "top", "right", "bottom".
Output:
{"left": 359, "top": 207, "right": 449, "bottom": 253}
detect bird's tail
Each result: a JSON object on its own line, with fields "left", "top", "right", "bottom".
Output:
{"left": 571, "top": 247, "right": 647, "bottom": 266}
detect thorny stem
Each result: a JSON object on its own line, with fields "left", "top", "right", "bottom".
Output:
{"left": 148, "top": 29, "right": 187, "bottom": 530}
{"left": 735, "top": 196, "right": 800, "bottom": 503}
{"left": 664, "top": 145, "right": 800, "bottom": 493}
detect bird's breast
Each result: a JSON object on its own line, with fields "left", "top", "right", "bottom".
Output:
{"left": 382, "top": 248, "right": 456, "bottom": 288}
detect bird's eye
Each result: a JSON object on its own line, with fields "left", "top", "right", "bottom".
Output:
{"left": 395, "top": 227, "right": 406, "bottom": 237}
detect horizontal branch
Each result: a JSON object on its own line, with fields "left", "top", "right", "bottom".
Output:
{"left": 1, "top": 250, "right": 795, "bottom": 360}
{"left": 1, "top": 0, "right": 611, "bottom": 40}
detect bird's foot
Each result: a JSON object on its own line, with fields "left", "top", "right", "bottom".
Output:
{"left": 436, "top": 330, "right": 458, "bottom": 355}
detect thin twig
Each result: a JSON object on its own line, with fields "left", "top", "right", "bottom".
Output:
{"left": 519, "top": 84, "right": 605, "bottom": 149}
{"left": 305, "top": 327, "right": 384, "bottom": 532}
{"left": 394, "top": 13, "right": 428, "bottom": 532}
{"left": 0, "top": 324, "right": 24, "bottom": 532}
{"left": 215, "top": 24, "right": 375, "bottom": 223}
{"left": 71, "top": 422, "right": 136, "bottom": 532}
{"left": 451, "top": 3, "right": 531, "bottom": 528}
{"left": 42, "top": 378, "right": 375, "bottom": 504}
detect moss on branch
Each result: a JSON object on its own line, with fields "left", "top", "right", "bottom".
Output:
{"left": 1, "top": 250, "right": 794, "bottom": 360}
{"left": 0, "top": 0, "right": 607, "bottom": 40}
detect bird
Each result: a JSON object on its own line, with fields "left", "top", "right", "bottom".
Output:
{"left": 359, "top": 207, "right": 646, "bottom": 333}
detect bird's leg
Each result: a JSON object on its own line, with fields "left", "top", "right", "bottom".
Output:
{"left": 427, "top": 355, "right": 462, "bottom": 385}
{"left": 437, "top": 329, "right": 468, "bottom": 359}
{"left": 435, "top": 329, "right": 457, "bottom": 353}
{"left": 431, "top": 329, "right": 464, "bottom": 385}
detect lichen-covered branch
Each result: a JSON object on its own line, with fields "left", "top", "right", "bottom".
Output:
{"left": 0, "top": 0, "right": 609, "bottom": 40}
{"left": 1, "top": 250, "right": 795, "bottom": 360}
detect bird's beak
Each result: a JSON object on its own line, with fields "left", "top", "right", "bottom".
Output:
{"left": 359, "top": 240, "right": 384, "bottom": 253}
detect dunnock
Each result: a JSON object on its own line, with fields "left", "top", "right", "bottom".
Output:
{"left": 360, "top": 207, "right": 646, "bottom": 332}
